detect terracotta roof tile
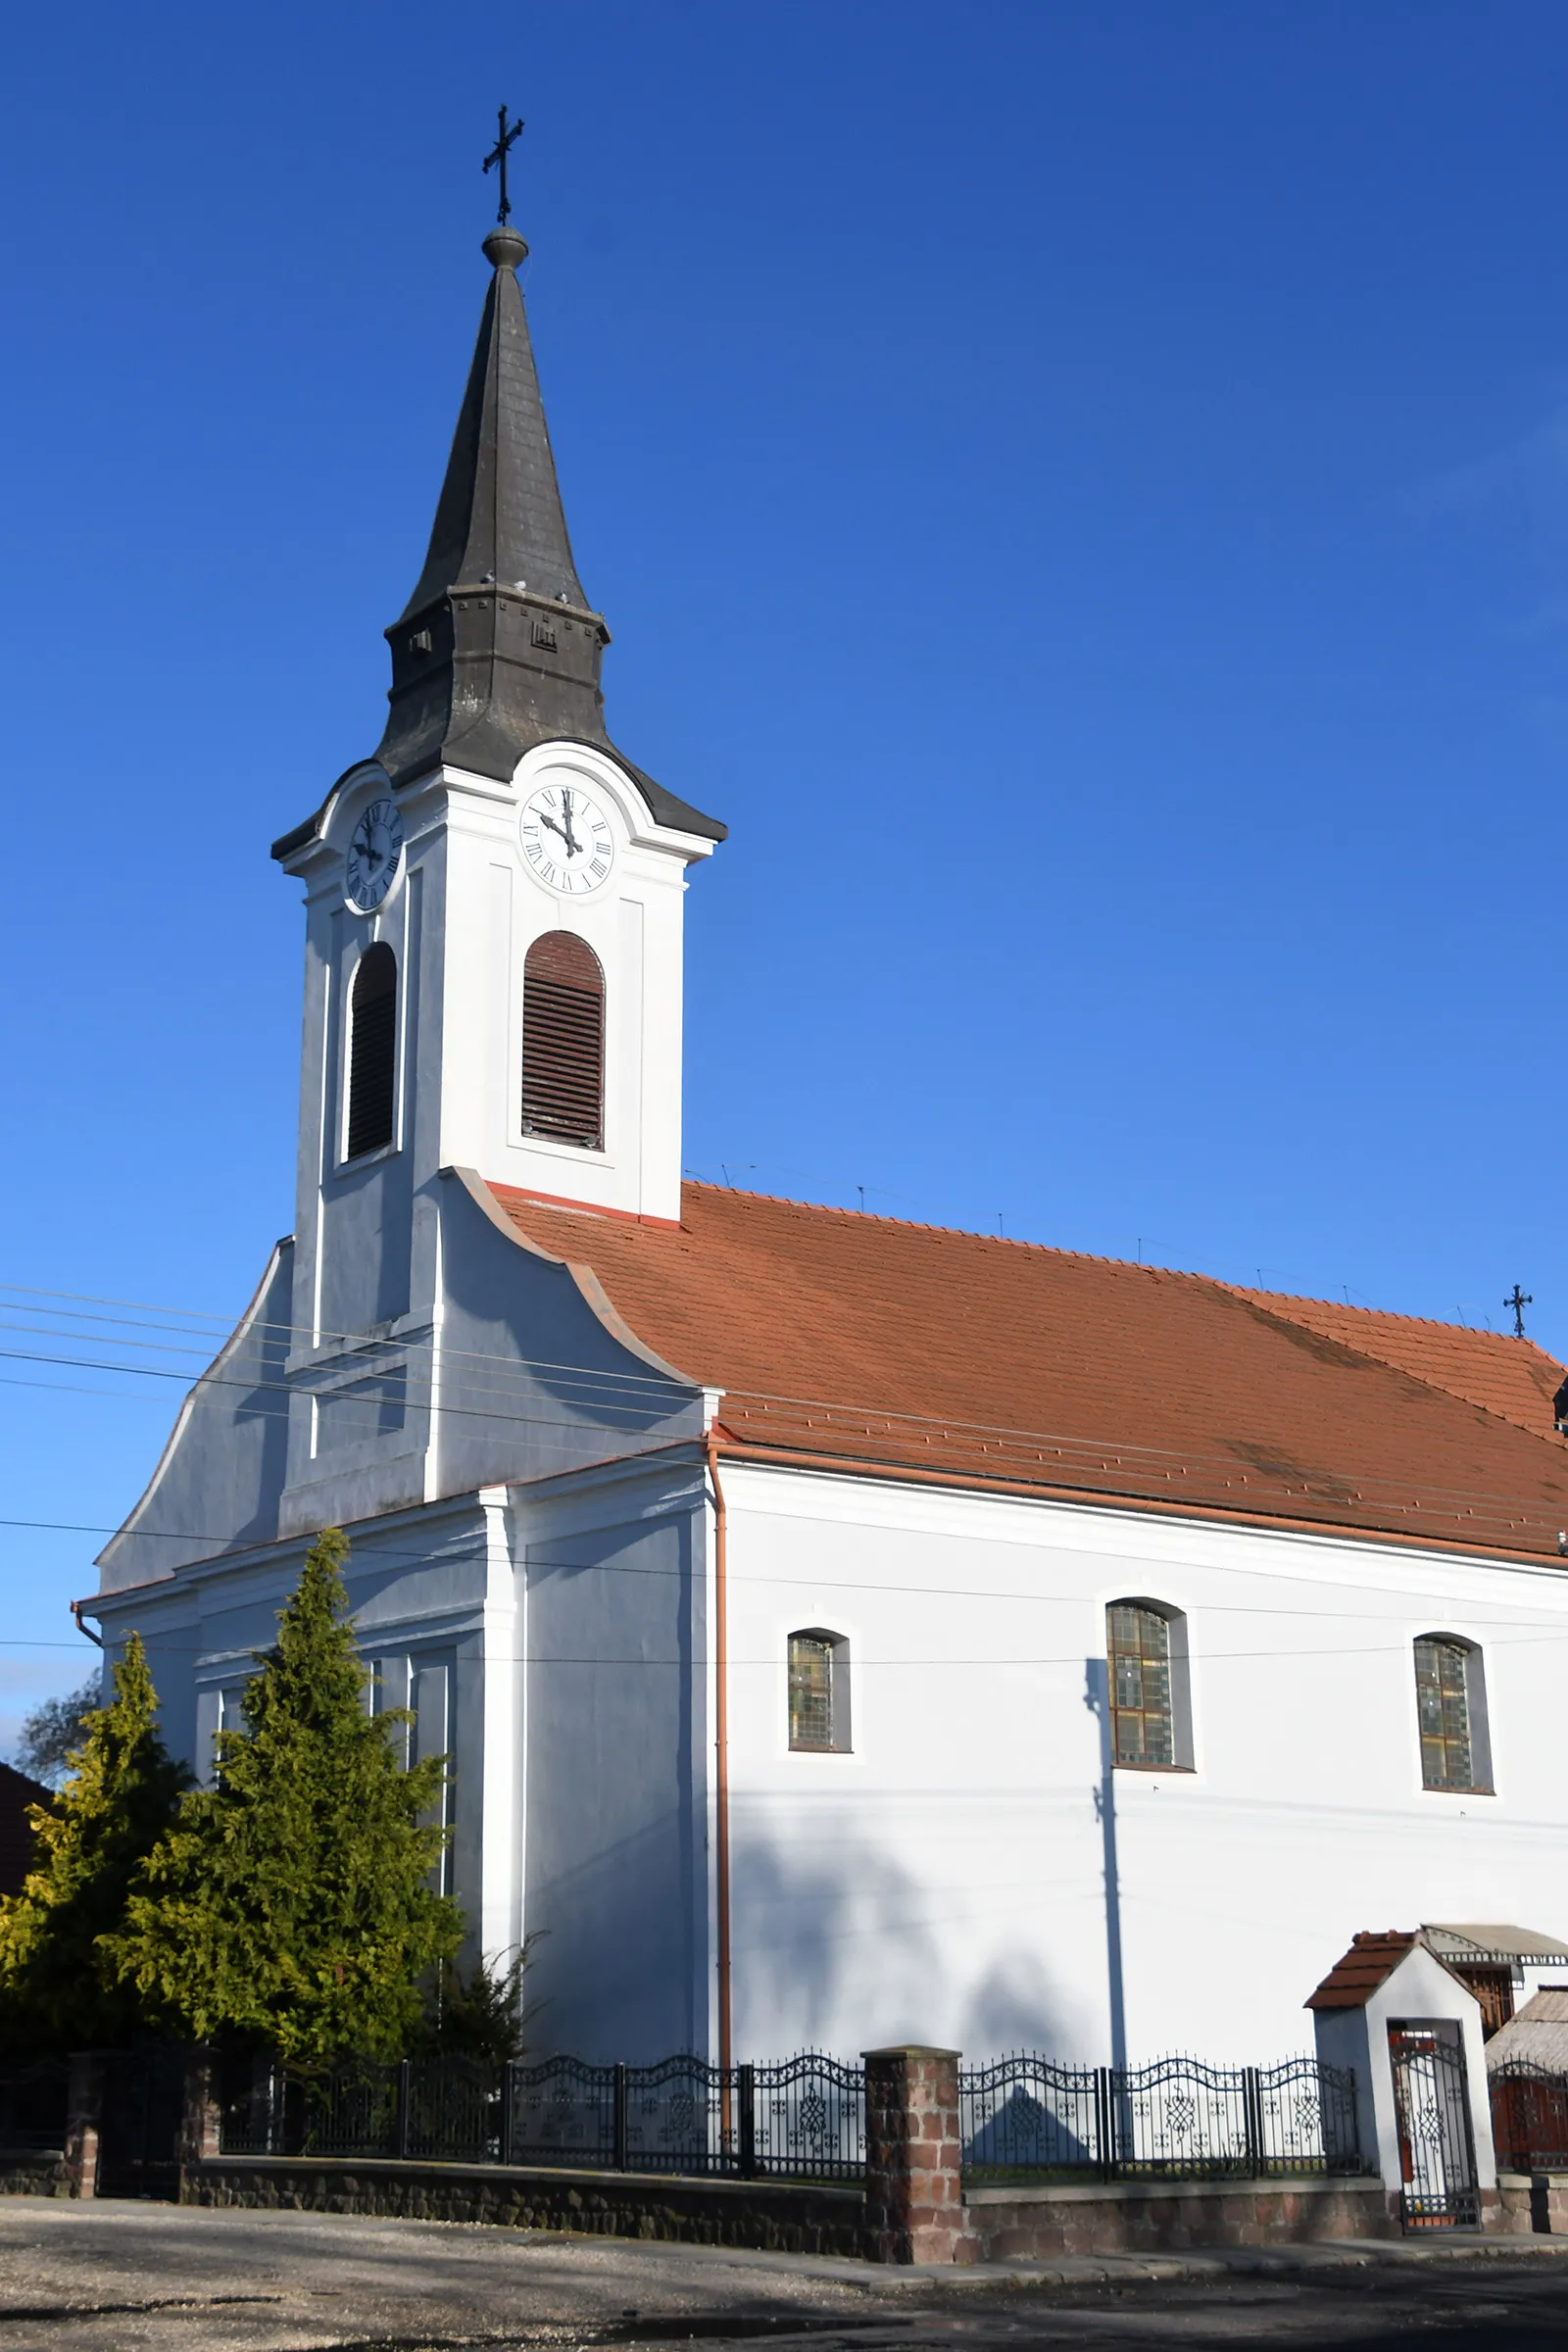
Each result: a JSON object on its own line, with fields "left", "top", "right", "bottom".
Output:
{"left": 490, "top": 1180, "right": 1568, "bottom": 1561}
{"left": 1306, "top": 1931, "right": 1420, "bottom": 2009}
{"left": 1222, "top": 1286, "right": 1565, "bottom": 1442}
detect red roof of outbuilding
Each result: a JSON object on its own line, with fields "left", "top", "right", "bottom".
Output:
{"left": 491, "top": 1180, "right": 1568, "bottom": 1562}
{"left": 1307, "top": 1932, "right": 1420, "bottom": 2009}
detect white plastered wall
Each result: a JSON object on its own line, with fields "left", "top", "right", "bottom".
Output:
{"left": 716, "top": 1459, "right": 1568, "bottom": 2068}
{"left": 279, "top": 740, "right": 713, "bottom": 1388}
{"left": 428, "top": 741, "right": 711, "bottom": 1221}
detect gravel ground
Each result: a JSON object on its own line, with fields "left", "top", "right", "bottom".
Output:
{"left": 3, "top": 2202, "right": 1568, "bottom": 2352}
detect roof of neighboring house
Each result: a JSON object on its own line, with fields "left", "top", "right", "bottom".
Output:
{"left": 1423, "top": 1925, "right": 1568, "bottom": 1967}
{"left": 492, "top": 1180, "right": 1568, "bottom": 1562}
{"left": 0, "top": 1762, "right": 48, "bottom": 1898}
{"left": 1486, "top": 1990, "right": 1568, "bottom": 2072}
{"left": 1306, "top": 1932, "right": 1422, "bottom": 2010}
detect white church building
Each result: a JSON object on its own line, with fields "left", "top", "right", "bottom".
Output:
{"left": 89, "top": 215, "right": 1568, "bottom": 2071}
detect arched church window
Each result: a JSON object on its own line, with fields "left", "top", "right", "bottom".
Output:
{"left": 1414, "top": 1636, "right": 1492, "bottom": 1791}
{"left": 522, "top": 930, "right": 604, "bottom": 1150}
{"left": 788, "top": 1629, "right": 852, "bottom": 1751}
{"left": 346, "top": 943, "right": 398, "bottom": 1159}
{"left": 1106, "top": 1600, "right": 1194, "bottom": 1769}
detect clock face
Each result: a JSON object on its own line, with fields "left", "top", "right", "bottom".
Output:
{"left": 520, "top": 781, "right": 615, "bottom": 895}
{"left": 346, "top": 798, "right": 404, "bottom": 912}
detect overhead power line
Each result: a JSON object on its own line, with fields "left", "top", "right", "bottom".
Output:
{"left": 4, "top": 1273, "right": 1568, "bottom": 1558}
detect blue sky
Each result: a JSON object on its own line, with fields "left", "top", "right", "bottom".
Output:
{"left": 3, "top": 0, "right": 1567, "bottom": 1741}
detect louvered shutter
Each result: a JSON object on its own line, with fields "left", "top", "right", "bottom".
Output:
{"left": 347, "top": 944, "right": 397, "bottom": 1158}
{"left": 522, "top": 930, "right": 604, "bottom": 1149}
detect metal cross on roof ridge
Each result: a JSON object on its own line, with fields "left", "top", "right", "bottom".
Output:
{"left": 1504, "top": 1282, "right": 1533, "bottom": 1338}
{"left": 483, "top": 104, "right": 524, "bottom": 225}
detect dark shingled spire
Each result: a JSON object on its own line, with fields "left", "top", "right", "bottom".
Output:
{"left": 371, "top": 227, "right": 724, "bottom": 841}
{"left": 398, "top": 224, "right": 587, "bottom": 621}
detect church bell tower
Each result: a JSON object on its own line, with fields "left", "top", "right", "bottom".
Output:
{"left": 271, "top": 200, "right": 725, "bottom": 1370}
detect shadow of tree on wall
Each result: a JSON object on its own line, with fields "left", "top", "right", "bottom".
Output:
{"left": 964, "top": 2084, "right": 1094, "bottom": 2171}
{"left": 730, "top": 1827, "right": 1082, "bottom": 2059}
{"left": 961, "top": 1952, "right": 1086, "bottom": 2057}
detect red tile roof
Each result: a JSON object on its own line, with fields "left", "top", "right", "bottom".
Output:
{"left": 1307, "top": 1932, "right": 1420, "bottom": 2009}
{"left": 1223, "top": 1287, "right": 1564, "bottom": 1444}
{"left": 491, "top": 1180, "right": 1568, "bottom": 1562}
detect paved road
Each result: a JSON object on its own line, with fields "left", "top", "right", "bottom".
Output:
{"left": 3, "top": 2203, "right": 1568, "bottom": 2352}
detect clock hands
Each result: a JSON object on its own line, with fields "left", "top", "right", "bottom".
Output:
{"left": 523, "top": 785, "right": 612, "bottom": 890}
{"left": 353, "top": 819, "right": 386, "bottom": 872}
{"left": 538, "top": 798, "right": 584, "bottom": 859}
{"left": 346, "top": 799, "right": 403, "bottom": 912}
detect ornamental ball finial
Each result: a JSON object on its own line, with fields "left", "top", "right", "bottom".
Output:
{"left": 483, "top": 225, "right": 529, "bottom": 270}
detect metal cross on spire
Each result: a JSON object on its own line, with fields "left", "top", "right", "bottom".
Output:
{"left": 1505, "top": 1283, "right": 1534, "bottom": 1338}
{"left": 483, "top": 104, "right": 524, "bottom": 225}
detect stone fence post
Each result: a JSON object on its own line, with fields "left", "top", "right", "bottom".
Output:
{"left": 862, "top": 2045, "right": 965, "bottom": 2263}
{"left": 63, "top": 2053, "right": 105, "bottom": 2199}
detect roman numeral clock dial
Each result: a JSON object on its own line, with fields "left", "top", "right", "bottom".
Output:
{"left": 520, "top": 783, "right": 615, "bottom": 895}
{"left": 345, "top": 798, "right": 404, "bottom": 913}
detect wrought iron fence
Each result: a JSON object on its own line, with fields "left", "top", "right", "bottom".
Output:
{"left": 1390, "top": 2030, "right": 1479, "bottom": 2230}
{"left": 960, "top": 2052, "right": 1365, "bottom": 2181}
{"left": 219, "top": 2045, "right": 1359, "bottom": 2185}
{"left": 0, "top": 2058, "right": 69, "bottom": 2153}
{"left": 220, "top": 2049, "right": 864, "bottom": 2180}
{"left": 751, "top": 2050, "right": 864, "bottom": 2179}
{"left": 220, "top": 2055, "right": 502, "bottom": 2164}
{"left": 1491, "top": 2062, "right": 1568, "bottom": 2174}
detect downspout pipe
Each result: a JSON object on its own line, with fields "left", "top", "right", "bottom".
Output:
{"left": 706, "top": 1430, "right": 732, "bottom": 2080}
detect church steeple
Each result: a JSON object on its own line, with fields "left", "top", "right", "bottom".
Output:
{"left": 401, "top": 225, "right": 588, "bottom": 617}
{"left": 375, "top": 224, "right": 612, "bottom": 788}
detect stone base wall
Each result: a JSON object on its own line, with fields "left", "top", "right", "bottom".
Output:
{"left": 0, "top": 2153, "right": 73, "bottom": 2199}
{"left": 185, "top": 2157, "right": 864, "bottom": 2257}
{"left": 1494, "top": 2172, "right": 1568, "bottom": 2235}
{"left": 960, "top": 2176, "right": 1396, "bottom": 2259}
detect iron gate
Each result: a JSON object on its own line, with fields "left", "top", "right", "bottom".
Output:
{"left": 96, "top": 2049, "right": 185, "bottom": 2200}
{"left": 1389, "top": 2027, "right": 1478, "bottom": 2230}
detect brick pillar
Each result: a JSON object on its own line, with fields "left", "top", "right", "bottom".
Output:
{"left": 862, "top": 2045, "right": 965, "bottom": 2264}
{"left": 178, "top": 2047, "right": 221, "bottom": 2191}
{"left": 63, "top": 2053, "right": 105, "bottom": 2199}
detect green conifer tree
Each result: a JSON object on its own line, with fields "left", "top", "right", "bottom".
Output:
{"left": 109, "top": 1531, "right": 462, "bottom": 2062}
{"left": 0, "top": 1634, "right": 189, "bottom": 2049}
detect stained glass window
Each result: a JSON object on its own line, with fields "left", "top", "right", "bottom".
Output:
{"left": 789, "top": 1634, "right": 838, "bottom": 1750}
{"left": 1415, "top": 1638, "right": 1475, "bottom": 1790}
{"left": 1107, "top": 1604, "right": 1175, "bottom": 1767}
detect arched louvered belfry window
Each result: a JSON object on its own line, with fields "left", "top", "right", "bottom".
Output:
{"left": 346, "top": 943, "right": 398, "bottom": 1159}
{"left": 522, "top": 930, "right": 604, "bottom": 1150}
